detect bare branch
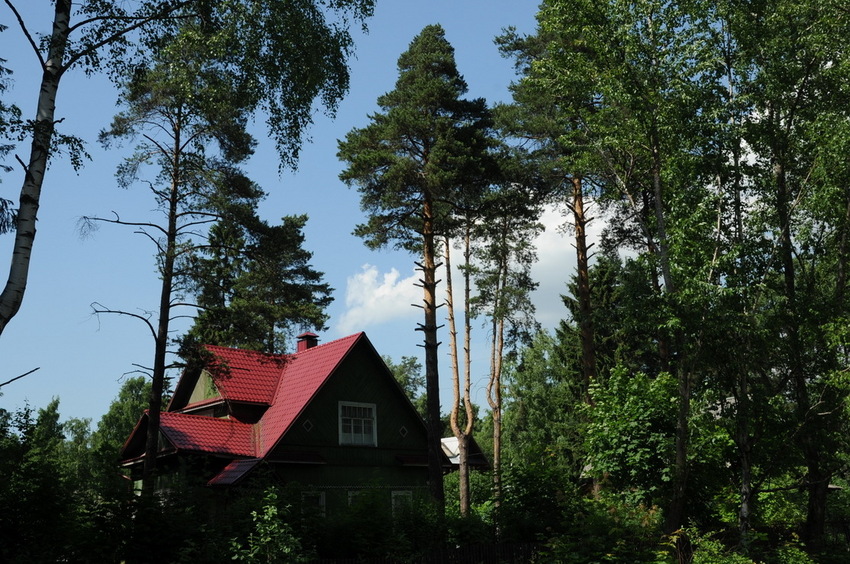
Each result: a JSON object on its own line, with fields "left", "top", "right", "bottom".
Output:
{"left": 124, "top": 365, "right": 153, "bottom": 378}
{"left": 91, "top": 301, "right": 157, "bottom": 340}
{"left": 3, "top": 0, "right": 46, "bottom": 69}
{"left": 84, "top": 211, "right": 169, "bottom": 237}
{"left": 0, "top": 366, "right": 40, "bottom": 389}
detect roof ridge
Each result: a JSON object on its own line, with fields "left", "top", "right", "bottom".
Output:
{"left": 289, "top": 331, "right": 363, "bottom": 356}
{"left": 260, "top": 332, "right": 365, "bottom": 457}
{"left": 204, "top": 343, "right": 288, "bottom": 360}
{"left": 267, "top": 332, "right": 362, "bottom": 405}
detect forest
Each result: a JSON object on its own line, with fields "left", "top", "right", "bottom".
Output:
{"left": 3, "top": 0, "right": 850, "bottom": 562}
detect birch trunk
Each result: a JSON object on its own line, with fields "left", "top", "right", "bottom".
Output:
{"left": 0, "top": 0, "right": 70, "bottom": 335}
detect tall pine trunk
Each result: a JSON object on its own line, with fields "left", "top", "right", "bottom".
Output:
{"left": 486, "top": 250, "right": 507, "bottom": 518}
{"left": 142, "top": 119, "right": 182, "bottom": 492}
{"left": 420, "top": 194, "right": 445, "bottom": 509}
{"left": 570, "top": 176, "right": 595, "bottom": 400}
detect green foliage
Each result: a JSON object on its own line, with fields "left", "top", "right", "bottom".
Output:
{"left": 0, "top": 399, "right": 133, "bottom": 562}
{"left": 311, "top": 488, "right": 443, "bottom": 560}
{"left": 686, "top": 529, "right": 755, "bottom": 564}
{"left": 92, "top": 376, "right": 150, "bottom": 456}
{"left": 498, "top": 460, "right": 577, "bottom": 544}
{"left": 503, "top": 330, "right": 584, "bottom": 477}
{"left": 545, "top": 496, "right": 665, "bottom": 563}
{"left": 184, "top": 214, "right": 333, "bottom": 354}
{"left": 383, "top": 354, "right": 428, "bottom": 419}
{"left": 230, "top": 489, "right": 308, "bottom": 563}
{"left": 338, "top": 23, "right": 496, "bottom": 251}
{"left": 444, "top": 469, "right": 495, "bottom": 542}
{"left": 585, "top": 368, "right": 678, "bottom": 505}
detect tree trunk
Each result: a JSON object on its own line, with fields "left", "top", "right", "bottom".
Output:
{"left": 420, "top": 194, "right": 445, "bottom": 510}
{"left": 0, "top": 0, "right": 70, "bottom": 336}
{"left": 834, "top": 188, "right": 850, "bottom": 306}
{"left": 142, "top": 116, "right": 182, "bottom": 492}
{"left": 736, "top": 378, "right": 754, "bottom": 550}
{"left": 774, "top": 156, "right": 828, "bottom": 545}
{"left": 444, "top": 236, "right": 471, "bottom": 516}
{"left": 461, "top": 225, "right": 474, "bottom": 511}
{"left": 487, "top": 253, "right": 507, "bottom": 518}
{"left": 490, "top": 315, "right": 505, "bottom": 515}
{"left": 571, "top": 176, "right": 596, "bottom": 400}
{"left": 647, "top": 122, "right": 689, "bottom": 535}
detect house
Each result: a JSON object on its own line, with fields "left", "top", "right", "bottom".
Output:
{"left": 440, "top": 437, "right": 490, "bottom": 471}
{"left": 120, "top": 332, "right": 435, "bottom": 514}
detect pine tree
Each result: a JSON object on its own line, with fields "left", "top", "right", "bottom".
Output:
{"left": 338, "top": 24, "right": 493, "bottom": 508}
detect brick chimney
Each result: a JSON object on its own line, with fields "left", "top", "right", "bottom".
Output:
{"left": 296, "top": 332, "right": 319, "bottom": 352}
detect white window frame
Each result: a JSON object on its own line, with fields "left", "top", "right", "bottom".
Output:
{"left": 338, "top": 401, "right": 377, "bottom": 446}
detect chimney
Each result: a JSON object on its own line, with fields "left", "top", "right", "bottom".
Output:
{"left": 296, "top": 332, "right": 319, "bottom": 352}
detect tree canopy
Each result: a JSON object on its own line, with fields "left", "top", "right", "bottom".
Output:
{"left": 0, "top": 0, "right": 374, "bottom": 336}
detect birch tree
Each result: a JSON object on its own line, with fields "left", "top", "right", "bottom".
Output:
{"left": 0, "top": 0, "right": 373, "bottom": 336}
{"left": 82, "top": 33, "right": 265, "bottom": 489}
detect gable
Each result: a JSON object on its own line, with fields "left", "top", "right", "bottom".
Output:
{"left": 187, "top": 372, "right": 221, "bottom": 406}
{"left": 168, "top": 346, "right": 286, "bottom": 413}
{"left": 270, "top": 338, "right": 428, "bottom": 452}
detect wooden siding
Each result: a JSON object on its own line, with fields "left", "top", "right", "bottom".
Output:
{"left": 267, "top": 342, "right": 429, "bottom": 490}
{"left": 187, "top": 371, "right": 220, "bottom": 405}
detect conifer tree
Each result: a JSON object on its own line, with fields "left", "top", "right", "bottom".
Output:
{"left": 183, "top": 213, "right": 332, "bottom": 354}
{"left": 0, "top": 0, "right": 373, "bottom": 337}
{"left": 338, "top": 24, "right": 493, "bottom": 508}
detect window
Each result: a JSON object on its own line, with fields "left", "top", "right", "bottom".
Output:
{"left": 301, "top": 491, "right": 326, "bottom": 517}
{"left": 339, "top": 401, "right": 377, "bottom": 446}
{"left": 391, "top": 490, "right": 413, "bottom": 517}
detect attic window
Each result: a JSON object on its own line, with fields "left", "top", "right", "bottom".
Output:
{"left": 302, "top": 419, "right": 314, "bottom": 433}
{"left": 398, "top": 426, "right": 408, "bottom": 438}
{"left": 339, "top": 401, "right": 377, "bottom": 446}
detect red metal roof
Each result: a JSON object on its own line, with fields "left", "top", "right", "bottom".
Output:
{"left": 126, "top": 333, "right": 367, "bottom": 484}
{"left": 203, "top": 345, "right": 288, "bottom": 405}
{"left": 258, "top": 332, "right": 362, "bottom": 454}
{"left": 207, "top": 458, "right": 262, "bottom": 486}
{"left": 159, "top": 412, "right": 256, "bottom": 457}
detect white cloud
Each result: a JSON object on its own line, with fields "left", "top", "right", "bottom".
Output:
{"left": 336, "top": 264, "right": 422, "bottom": 334}
{"left": 529, "top": 202, "right": 606, "bottom": 330}
{"left": 335, "top": 203, "right": 605, "bottom": 339}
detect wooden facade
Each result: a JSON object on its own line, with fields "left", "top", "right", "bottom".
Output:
{"left": 120, "top": 333, "right": 435, "bottom": 513}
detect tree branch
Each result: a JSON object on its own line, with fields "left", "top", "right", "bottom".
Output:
{"left": 0, "top": 366, "right": 40, "bottom": 389}
{"left": 91, "top": 301, "right": 157, "bottom": 340}
{"left": 64, "top": 2, "right": 195, "bottom": 71}
{"left": 3, "top": 0, "right": 46, "bottom": 69}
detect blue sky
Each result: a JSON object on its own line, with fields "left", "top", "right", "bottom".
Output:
{"left": 0, "top": 1, "right": 580, "bottom": 425}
